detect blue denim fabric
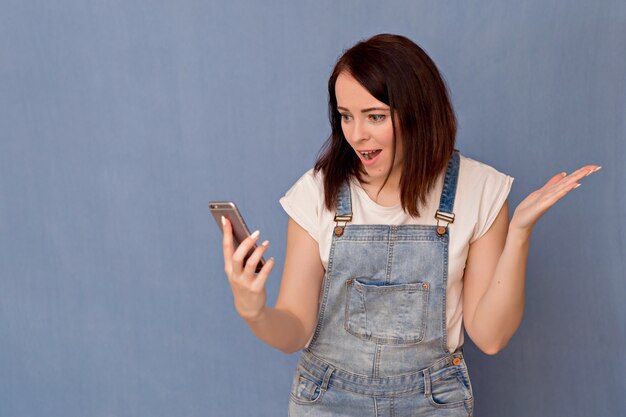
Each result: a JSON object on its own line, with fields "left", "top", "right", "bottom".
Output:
{"left": 289, "top": 150, "right": 474, "bottom": 416}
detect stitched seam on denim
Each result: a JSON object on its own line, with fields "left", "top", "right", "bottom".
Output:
{"left": 373, "top": 344, "right": 382, "bottom": 379}
{"left": 337, "top": 181, "right": 352, "bottom": 217}
{"left": 385, "top": 227, "right": 394, "bottom": 284}
{"left": 338, "top": 236, "right": 440, "bottom": 242}
{"left": 316, "top": 381, "right": 423, "bottom": 397}
{"left": 359, "top": 284, "right": 367, "bottom": 337}
{"left": 440, "top": 234, "right": 450, "bottom": 353}
{"left": 323, "top": 382, "right": 422, "bottom": 397}
{"left": 426, "top": 395, "right": 468, "bottom": 409}
{"left": 344, "top": 280, "right": 351, "bottom": 332}
{"left": 309, "top": 236, "right": 337, "bottom": 347}
{"left": 374, "top": 396, "right": 379, "bottom": 417}
{"left": 423, "top": 368, "right": 431, "bottom": 396}
{"left": 339, "top": 225, "right": 435, "bottom": 231}
{"left": 354, "top": 281, "right": 429, "bottom": 292}
{"left": 419, "top": 286, "right": 429, "bottom": 343}
{"left": 437, "top": 150, "right": 460, "bottom": 214}
{"left": 321, "top": 366, "right": 334, "bottom": 391}
{"left": 300, "top": 350, "right": 460, "bottom": 388}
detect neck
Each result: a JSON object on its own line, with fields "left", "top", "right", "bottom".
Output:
{"left": 364, "top": 166, "right": 401, "bottom": 191}
{"left": 360, "top": 170, "right": 402, "bottom": 206}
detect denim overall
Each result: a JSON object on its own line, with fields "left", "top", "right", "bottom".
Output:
{"left": 289, "top": 150, "right": 474, "bottom": 416}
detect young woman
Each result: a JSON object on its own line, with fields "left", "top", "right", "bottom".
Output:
{"left": 221, "top": 34, "right": 600, "bottom": 416}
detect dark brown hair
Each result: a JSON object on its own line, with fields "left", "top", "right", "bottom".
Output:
{"left": 314, "top": 34, "right": 456, "bottom": 217}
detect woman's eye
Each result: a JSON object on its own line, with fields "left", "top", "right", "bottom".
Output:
{"left": 340, "top": 113, "right": 352, "bottom": 122}
{"left": 369, "top": 114, "right": 386, "bottom": 122}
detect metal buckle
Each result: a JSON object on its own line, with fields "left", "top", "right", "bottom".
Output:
{"left": 333, "top": 214, "right": 352, "bottom": 237}
{"left": 435, "top": 211, "right": 455, "bottom": 236}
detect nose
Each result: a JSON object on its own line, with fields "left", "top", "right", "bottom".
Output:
{"left": 347, "top": 117, "right": 369, "bottom": 144}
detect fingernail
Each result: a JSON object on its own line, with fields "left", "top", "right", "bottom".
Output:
{"left": 593, "top": 166, "right": 602, "bottom": 172}
{"left": 261, "top": 240, "right": 269, "bottom": 246}
{"left": 561, "top": 172, "right": 567, "bottom": 177}
{"left": 221, "top": 216, "right": 226, "bottom": 226}
{"left": 573, "top": 183, "right": 581, "bottom": 189}
{"left": 250, "top": 230, "right": 260, "bottom": 239}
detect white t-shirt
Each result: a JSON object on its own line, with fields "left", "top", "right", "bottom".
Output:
{"left": 279, "top": 154, "right": 514, "bottom": 353}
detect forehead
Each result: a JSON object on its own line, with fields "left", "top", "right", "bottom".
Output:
{"left": 335, "top": 72, "right": 387, "bottom": 109}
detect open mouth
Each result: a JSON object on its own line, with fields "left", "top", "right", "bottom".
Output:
{"left": 361, "top": 149, "right": 382, "bottom": 160}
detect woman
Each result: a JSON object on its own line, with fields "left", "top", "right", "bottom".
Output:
{"left": 221, "top": 34, "right": 599, "bottom": 416}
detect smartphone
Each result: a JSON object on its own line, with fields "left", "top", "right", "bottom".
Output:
{"left": 208, "top": 201, "right": 265, "bottom": 273}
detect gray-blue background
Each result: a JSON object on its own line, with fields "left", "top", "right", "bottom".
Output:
{"left": 1, "top": 1, "right": 624, "bottom": 416}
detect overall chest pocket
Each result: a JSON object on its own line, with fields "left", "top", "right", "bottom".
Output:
{"left": 344, "top": 278, "right": 429, "bottom": 345}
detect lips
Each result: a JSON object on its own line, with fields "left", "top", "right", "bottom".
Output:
{"left": 358, "top": 149, "right": 382, "bottom": 165}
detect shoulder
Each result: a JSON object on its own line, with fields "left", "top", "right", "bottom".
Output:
{"left": 280, "top": 168, "right": 327, "bottom": 242}
{"left": 283, "top": 168, "right": 325, "bottom": 197}
{"left": 458, "top": 154, "right": 515, "bottom": 193}
{"left": 459, "top": 154, "right": 511, "bottom": 180}
{"left": 457, "top": 153, "right": 515, "bottom": 241}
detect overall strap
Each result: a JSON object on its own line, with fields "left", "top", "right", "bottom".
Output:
{"left": 333, "top": 181, "right": 353, "bottom": 237}
{"left": 435, "top": 149, "right": 460, "bottom": 236}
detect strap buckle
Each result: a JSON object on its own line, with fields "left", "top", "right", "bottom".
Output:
{"left": 333, "top": 214, "right": 352, "bottom": 237}
{"left": 434, "top": 210, "right": 455, "bottom": 236}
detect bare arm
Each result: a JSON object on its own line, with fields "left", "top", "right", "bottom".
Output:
{"left": 222, "top": 216, "right": 324, "bottom": 354}
{"left": 463, "top": 164, "right": 600, "bottom": 354}
{"left": 463, "top": 200, "right": 526, "bottom": 354}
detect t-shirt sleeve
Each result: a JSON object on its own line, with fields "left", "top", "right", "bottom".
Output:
{"left": 279, "top": 169, "right": 323, "bottom": 243}
{"left": 470, "top": 164, "right": 515, "bottom": 243}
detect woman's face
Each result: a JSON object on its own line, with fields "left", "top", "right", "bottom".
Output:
{"left": 335, "top": 72, "right": 403, "bottom": 184}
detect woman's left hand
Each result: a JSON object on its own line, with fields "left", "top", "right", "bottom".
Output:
{"left": 510, "top": 164, "right": 602, "bottom": 233}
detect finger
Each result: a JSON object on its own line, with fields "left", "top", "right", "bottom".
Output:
{"left": 251, "top": 257, "right": 275, "bottom": 292}
{"left": 222, "top": 216, "right": 235, "bottom": 274}
{"left": 566, "top": 164, "right": 600, "bottom": 183}
{"left": 544, "top": 178, "right": 582, "bottom": 208}
{"left": 551, "top": 165, "right": 597, "bottom": 194}
{"left": 243, "top": 240, "right": 271, "bottom": 277}
{"left": 582, "top": 164, "right": 602, "bottom": 177}
{"left": 540, "top": 172, "right": 568, "bottom": 190}
{"left": 232, "top": 230, "right": 261, "bottom": 275}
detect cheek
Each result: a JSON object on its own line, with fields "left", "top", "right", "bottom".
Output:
{"left": 382, "top": 126, "right": 396, "bottom": 148}
{"left": 340, "top": 123, "right": 352, "bottom": 142}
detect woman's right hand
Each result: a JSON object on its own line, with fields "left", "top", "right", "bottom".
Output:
{"left": 222, "top": 216, "right": 275, "bottom": 321}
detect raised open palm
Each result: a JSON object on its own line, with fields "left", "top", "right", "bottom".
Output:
{"left": 511, "top": 164, "right": 601, "bottom": 232}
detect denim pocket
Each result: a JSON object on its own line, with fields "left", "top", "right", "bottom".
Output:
{"left": 290, "top": 368, "right": 323, "bottom": 405}
{"left": 426, "top": 362, "right": 473, "bottom": 413}
{"left": 344, "top": 278, "right": 429, "bottom": 345}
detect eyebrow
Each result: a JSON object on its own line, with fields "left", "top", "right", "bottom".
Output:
{"left": 337, "top": 106, "right": 390, "bottom": 113}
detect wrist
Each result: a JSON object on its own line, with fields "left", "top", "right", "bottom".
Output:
{"left": 239, "top": 305, "right": 267, "bottom": 323}
{"left": 507, "top": 222, "right": 532, "bottom": 245}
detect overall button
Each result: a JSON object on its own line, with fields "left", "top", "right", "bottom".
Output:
{"left": 452, "top": 357, "right": 462, "bottom": 366}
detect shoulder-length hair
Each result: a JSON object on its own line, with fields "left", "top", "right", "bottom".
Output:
{"left": 314, "top": 34, "right": 456, "bottom": 217}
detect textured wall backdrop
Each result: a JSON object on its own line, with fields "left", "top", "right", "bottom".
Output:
{"left": 1, "top": 1, "right": 624, "bottom": 416}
